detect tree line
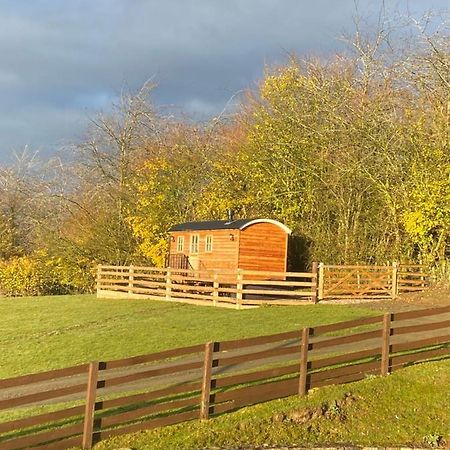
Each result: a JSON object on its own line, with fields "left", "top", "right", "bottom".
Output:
{"left": 0, "top": 15, "right": 449, "bottom": 295}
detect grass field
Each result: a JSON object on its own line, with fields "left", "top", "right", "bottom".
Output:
{"left": 90, "top": 359, "right": 450, "bottom": 450}
{"left": 0, "top": 294, "right": 378, "bottom": 378}
{"left": 1, "top": 293, "right": 449, "bottom": 449}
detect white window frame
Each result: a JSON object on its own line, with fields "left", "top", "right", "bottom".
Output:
{"left": 176, "top": 236, "right": 184, "bottom": 253}
{"left": 190, "top": 234, "right": 199, "bottom": 254}
{"left": 205, "top": 235, "right": 213, "bottom": 252}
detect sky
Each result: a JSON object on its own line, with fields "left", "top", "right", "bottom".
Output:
{"left": 0, "top": 0, "right": 448, "bottom": 163}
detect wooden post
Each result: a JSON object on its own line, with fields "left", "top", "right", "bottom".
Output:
{"left": 318, "top": 262, "right": 324, "bottom": 301}
{"left": 166, "top": 268, "right": 172, "bottom": 301}
{"left": 96, "top": 265, "right": 101, "bottom": 297}
{"left": 381, "top": 313, "right": 392, "bottom": 376}
{"left": 200, "top": 342, "right": 215, "bottom": 420}
{"left": 213, "top": 271, "right": 219, "bottom": 307}
{"left": 128, "top": 265, "right": 134, "bottom": 295}
{"left": 420, "top": 264, "right": 426, "bottom": 288}
{"left": 82, "top": 362, "right": 99, "bottom": 449}
{"left": 391, "top": 262, "right": 399, "bottom": 299}
{"left": 236, "top": 269, "right": 243, "bottom": 310}
{"left": 311, "top": 262, "right": 319, "bottom": 303}
{"left": 298, "top": 327, "right": 310, "bottom": 395}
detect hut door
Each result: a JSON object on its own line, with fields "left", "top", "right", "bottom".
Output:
{"left": 189, "top": 234, "right": 200, "bottom": 272}
{"left": 189, "top": 255, "right": 199, "bottom": 271}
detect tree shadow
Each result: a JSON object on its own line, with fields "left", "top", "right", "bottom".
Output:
{"left": 287, "top": 235, "right": 313, "bottom": 272}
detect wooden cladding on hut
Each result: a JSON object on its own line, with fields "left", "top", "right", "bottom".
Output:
{"left": 167, "top": 218, "right": 292, "bottom": 275}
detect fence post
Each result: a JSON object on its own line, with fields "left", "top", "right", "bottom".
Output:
{"left": 298, "top": 327, "right": 310, "bottom": 395}
{"left": 82, "top": 362, "right": 99, "bottom": 449}
{"left": 392, "top": 262, "right": 399, "bottom": 299}
{"left": 96, "top": 265, "right": 101, "bottom": 296}
{"left": 318, "top": 262, "right": 324, "bottom": 301}
{"left": 166, "top": 268, "right": 172, "bottom": 301}
{"left": 311, "top": 262, "right": 319, "bottom": 303}
{"left": 128, "top": 265, "right": 134, "bottom": 295}
{"left": 381, "top": 313, "right": 392, "bottom": 376}
{"left": 200, "top": 342, "right": 215, "bottom": 420}
{"left": 236, "top": 269, "right": 243, "bottom": 310}
{"left": 213, "top": 271, "right": 219, "bottom": 307}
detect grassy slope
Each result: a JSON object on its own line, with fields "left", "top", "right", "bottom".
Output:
{"left": 91, "top": 359, "right": 450, "bottom": 450}
{"left": 1, "top": 294, "right": 449, "bottom": 448}
{"left": 0, "top": 294, "right": 377, "bottom": 378}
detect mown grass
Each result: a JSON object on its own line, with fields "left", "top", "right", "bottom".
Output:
{"left": 1, "top": 294, "right": 449, "bottom": 448}
{"left": 89, "top": 359, "right": 450, "bottom": 450}
{"left": 0, "top": 294, "right": 378, "bottom": 378}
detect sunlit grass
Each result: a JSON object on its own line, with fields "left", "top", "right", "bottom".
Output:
{"left": 0, "top": 294, "right": 377, "bottom": 378}
{"left": 90, "top": 359, "right": 450, "bottom": 450}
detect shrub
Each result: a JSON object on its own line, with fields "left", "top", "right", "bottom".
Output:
{"left": 0, "top": 252, "right": 95, "bottom": 297}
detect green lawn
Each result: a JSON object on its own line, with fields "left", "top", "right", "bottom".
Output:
{"left": 0, "top": 294, "right": 378, "bottom": 378}
{"left": 90, "top": 359, "right": 450, "bottom": 450}
{"left": 1, "top": 294, "right": 449, "bottom": 449}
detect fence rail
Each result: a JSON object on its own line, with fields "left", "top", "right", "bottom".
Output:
{"left": 318, "top": 263, "right": 430, "bottom": 300}
{"left": 97, "top": 265, "right": 319, "bottom": 307}
{"left": 97, "top": 263, "right": 431, "bottom": 305}
{"left": 1, "top": 306, "right": 449, "bottom": 450}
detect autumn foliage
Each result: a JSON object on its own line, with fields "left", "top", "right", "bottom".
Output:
{"left": 0, "top": 18, "right": 449, "bottom": 295}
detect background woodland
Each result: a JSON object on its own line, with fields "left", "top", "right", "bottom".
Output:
{"left": 1, "top": 17, "right": 449, "bottom": 295}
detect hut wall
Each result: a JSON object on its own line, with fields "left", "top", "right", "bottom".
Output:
{"left": 169, "top": 230, "right": 239, "bottom": 272}
{"left": 237, "top": 223, "right": 288, "bottom": 273}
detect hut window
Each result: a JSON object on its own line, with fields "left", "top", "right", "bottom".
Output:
{"left": 190, "top": 234, "right": 199, "bottom": 253}
{"left": 205, "top": 235, "right": 213, "bottom": 252}
{"left": 176, "top": 236, "right": 184, "bottom": 252}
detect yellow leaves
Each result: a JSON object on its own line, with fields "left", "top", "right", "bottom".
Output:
{"left": 126, "top": 144, "right": 209, "bottom": 265}
{"left": 0, "top": 253, "right": 95, "bottom": 296}
{"left": 137, "top": 238, "right": 167, "bottom": 268}
{"left": 403, "top": 211, "right": 432, "bottom": 242}
{"left": 260, "top": 66, "right": 304, "bottom": 102}
{"left": 401, "top": 158, "right": 450, "bottom": 257}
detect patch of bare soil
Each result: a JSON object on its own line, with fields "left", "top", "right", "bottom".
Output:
{"left": 270, "top": 392, "right": 360, "bottom": 428}
{"left": 351, "top": 285, "right": 450, "bottom": 313}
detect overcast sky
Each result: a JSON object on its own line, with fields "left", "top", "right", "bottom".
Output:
{"left": 0, "top": 0, "right": 448, "bottom": 163}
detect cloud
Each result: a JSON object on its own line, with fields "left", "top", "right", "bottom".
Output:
{"left": 0, "top": 0, "right": 448, "bottom": 163}
{"left": 0, "top": 103, "right": 90, "bottom": 160}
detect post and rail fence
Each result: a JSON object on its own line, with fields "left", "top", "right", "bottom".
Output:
{"left": 0, "top": 305, "right": 449, "bottom": 450}
{"left": 318, "top": 262, "right": 431, "bottom": 300}
{"left": 97, "top": 265, "right": 319, "bottom": 307}
{"left": 96, "top": 263, "right": 431, "bottom": 306}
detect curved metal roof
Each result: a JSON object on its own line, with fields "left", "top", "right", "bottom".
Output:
{"left": 169, "top": 218, "right": 292, "bottom": 234}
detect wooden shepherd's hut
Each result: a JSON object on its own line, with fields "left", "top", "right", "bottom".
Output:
{"left": 167, "top": 217, "right": 292, "bottom": 273}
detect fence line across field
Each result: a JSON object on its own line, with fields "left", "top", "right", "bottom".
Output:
{"left": 96, "top": 262, "right": 430, "bottom": 306}
{"left": 97, "top": 264, "right": 319, "bottom": 307}
{"left": 0, "top": 305, "right": 449, "bottom": 450}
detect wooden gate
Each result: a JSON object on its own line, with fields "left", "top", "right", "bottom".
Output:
{"left": 397, "top": 264, "right": 430, "bottom": 294}
{"left": 320, "top": 264, "right": 395, "bottom": 300}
